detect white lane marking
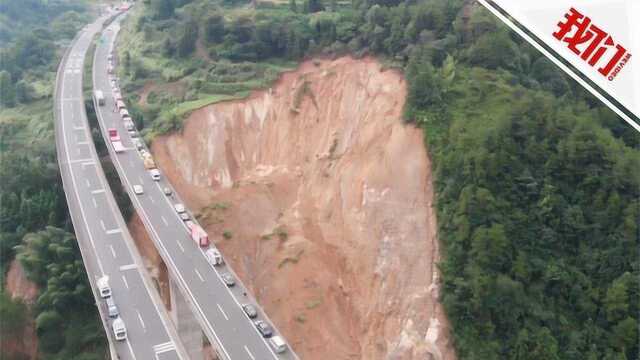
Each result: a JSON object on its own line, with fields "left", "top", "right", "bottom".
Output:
{"left": 136, "top": 310, "right": 146, "bottom": 331}
{"left": 161, "top": 216, "right": 168, "bottom": 226}
{"left": 106, "top": 228, "right": 122, "bottom": 235}
{"left": 92, "top": 198, "right": 97, "bottom": 208}
{"left": 91, "top": 189, "right": 105, "bottom": 194}
{"left": 176, "top": 240, "right": 185, "bottom": 253}
{"left": 69, "top": 158, "right": 93, "bottom": 164}
{"left": 152, "top": 342, "right": 175, "bottom": 354}
{"left": 125, "top": 339, "right": 138, "bottom": 360}
{"left": 122, "top": 275, "right": 129, "bottom": 289}
{"left": 85, "top": 178, "right": 90, "bottom": 187}
{"left": 94, "top": 68, "right": 242, "bottom": 360}
{"left": 119, "top": 264, "right": 137, "bottom": 271}
{"left": 149, "top": 196, "right": 155, "bottom": 204}
{"left": 81, "top": 161, "right": 95, "bottom": 167}
{"left": 77, "top": 141, "right": 89, "bottom": 145}
{"left": 216, "top": 303, "right": 229, "bottom": 321}
{"left": 100, "top": 220, "right": 106, "bottom": 231}
{"left": 58, "top": 49, "right": 108, "bottom": 277}
{"left": 109, "top": 245, "right": 116, "bottom": 258}
{"left": 245, "top": 346, "right": 256, "bottom": 360}
{"left": 194, "top": 269, "right": 204, "bottom": 282}
{"left": 73, "top": 125, "right": 84, "bottom": 130}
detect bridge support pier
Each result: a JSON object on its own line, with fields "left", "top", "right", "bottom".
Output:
{"left": 170, "top": 276, "right": 204, "bottom": 360}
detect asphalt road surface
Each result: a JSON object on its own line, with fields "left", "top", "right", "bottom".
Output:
{"left": 54, "top": 11, "right": 186, "bottom": 360}
{"left": 92, "top": 17, "right": 299, "bottom": 360}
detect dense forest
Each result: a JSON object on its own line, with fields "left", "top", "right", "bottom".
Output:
{"left": 0, "top": 0, "right": 636, "bottom": 358}
{"left": 119, "top": 0, "right": 639, "bottom": 359}
{"left": 0, "top": 0, "right": 108, "bottom": 359}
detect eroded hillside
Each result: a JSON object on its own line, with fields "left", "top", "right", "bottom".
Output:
{"left": 150, "top": 57, "right": 455, "bottom": 359}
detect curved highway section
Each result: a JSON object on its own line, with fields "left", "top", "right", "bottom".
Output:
{"left": 54, "top": 10, "right": 187, "bottom": 360}
{"left": 93, "top": 15, "right": 299, "bottom": 360}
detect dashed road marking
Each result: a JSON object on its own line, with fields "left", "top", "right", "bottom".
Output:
{"left": 176, "top": 241, "right": 184, "bottom": 253}
{"left": 245, "top": 346, "right": 256, "bottom": 360}
{"left": 161, "top": 216, "right": 168, "bottom": 226}
{"left": 194, "top": 269, "right": 204, "bottom": 282}
{"left": 91, "top": 189, "right": 105, "bottom": 194}
{"left": 217, "top": 303, "right": 229, "bottom": 320}
{"left": 109, "top": 245, "right": 116, "bottom": 258}
{"left": 119, "top": 264, "right": 137, "bottom": 271}
{"left": 122, "top": 275, "right": 129, "bottom": 289}
{"left": 136, "top": 310, "right": 146, "bottom": 331}
{"left": 92, "top": 198, "right": 97, "bottom": 208}
{"left": 106, "top": 228, "right": 122, "bottom": 235}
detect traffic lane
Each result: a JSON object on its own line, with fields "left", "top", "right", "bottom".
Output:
{"left": 62, "top": 39, "right": 180, "bottom": 360}
{"left": 71, "top": 158, "right": 175, "bottom": 351}
{"left": 115, "top": 271, "right": 177, "bottom": 360}
{"left": 112, "top": 152, "right": 266, "bottom": 359}
{"left": 106, "top": 108, "right": 285, "bottom": 359}
{"left": 133, "top": 182, "right": 281, "bottom": 359}
{"left": 96, "top": 26, "right": 292, "bottom": 359}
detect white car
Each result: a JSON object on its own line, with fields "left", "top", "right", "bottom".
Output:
{"left": 269, "top": 336, "right": 287, "bottom": 354}
{"left": 133, "top": 185, "right": 144, "bottom": 195}
{"left": 150, "top": 169, "right": 161, "bottom": 181}
{"left": 174, "top": 203, "right": 185, "bottom": 213}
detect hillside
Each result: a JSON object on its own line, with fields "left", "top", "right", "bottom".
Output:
{"left": 0, "top": 1, "right": 109, "bottom": 359}
{"left": 151, "top": 56, "right": 456, "bottom": 359}
{"left": 20, "top": 0, "right": 636, "bottom": 358}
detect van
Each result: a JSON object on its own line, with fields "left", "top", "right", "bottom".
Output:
{"left": 269, "top": 335, "right": 287, "bottom": 354}
{"left": 106, "top": 297, "right": 119, "bottom": 318}
{"left": 150, "top": 169, "right": 161, "bottom": 181}
{"left": 97, "top": 276, "right": 111, "bottom": 298}
{"left": 205, "top": 248, "right": 223, "bottom": 266}
{"left": 124, "top": 120, "right": 134, "bottom": 131}
{"left": 112, "top": 318, "right": 127, "bottom": 341}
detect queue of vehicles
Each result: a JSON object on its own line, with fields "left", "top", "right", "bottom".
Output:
{"left": 97, "top": 276, "right": 127, "bottom": 341}
{"left": 99, "top": 47, "right": 289, "bottom": 355}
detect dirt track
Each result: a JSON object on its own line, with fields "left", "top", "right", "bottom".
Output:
{"left": 150, "top": 57, "right": 456, "bottom": 360}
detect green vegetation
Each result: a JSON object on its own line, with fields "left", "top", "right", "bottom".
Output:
{"left": 0, "top": 0, "right": 628, "bottom": 358}
{"left": 119, "top": 0, "right": 639, "bottom": 358}
{"left": 222, "top": 230, "right": 233, "bottom": 239}
{"left": 0, "top": 0, "right": 107, "bottom": 358}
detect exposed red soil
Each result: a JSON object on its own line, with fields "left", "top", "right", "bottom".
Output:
{"left": 147, "top": 56, "right": 456, "bottom": 360}
{"left": 3, "top": 260, "right": 39, "bottom": 360}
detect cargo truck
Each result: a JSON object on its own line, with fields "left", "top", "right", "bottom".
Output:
{"left": 94, "top": 90, "right": 105, "bottom": 106}
{"left": 108, "top": 128, "right": 120, "bottom": 141}
{"left": 187, "top": 222, "right": 209, "bottom": 247}
{"left": 143, "top": 154, "right": 156, "bottom": 169}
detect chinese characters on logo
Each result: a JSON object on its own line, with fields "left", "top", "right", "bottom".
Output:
{"left": 553, "top": 8, "right": 632, "bottom": 81}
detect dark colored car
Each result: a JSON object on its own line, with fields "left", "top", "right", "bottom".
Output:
{"left": 243, "top": 304, "right": 258, "bottom": 319}
{"left": 221, "top": 273, "right": 235, "bottom": 287}
{"left": 254, "top": 320, "right": 273, "bottom": 338}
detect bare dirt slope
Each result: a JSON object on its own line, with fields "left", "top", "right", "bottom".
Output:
{"left": 151, "top": 57, "right": 456, "bottom": 360}
{"left": 3, "top": 260, "right": 38, "bottom": 359}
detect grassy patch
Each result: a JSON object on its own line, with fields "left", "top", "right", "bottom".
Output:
{"left": 277, "top": 249, "right": 304, "bottom": 268}
{"left": 305, "top": 298, "right": 322, "bottom": 310}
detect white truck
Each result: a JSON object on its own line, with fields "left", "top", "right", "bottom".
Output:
{"left": 97, "top": 276, "right": 111, "bottom": 298}
{"left": 94, "top": 90, "right": 105, "bottom": 106}
{"left": 112, "top": 318, "right": 127, "bottom": 341}
{"left": 112, "top": 141, "right": 125, "bottom": 153}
